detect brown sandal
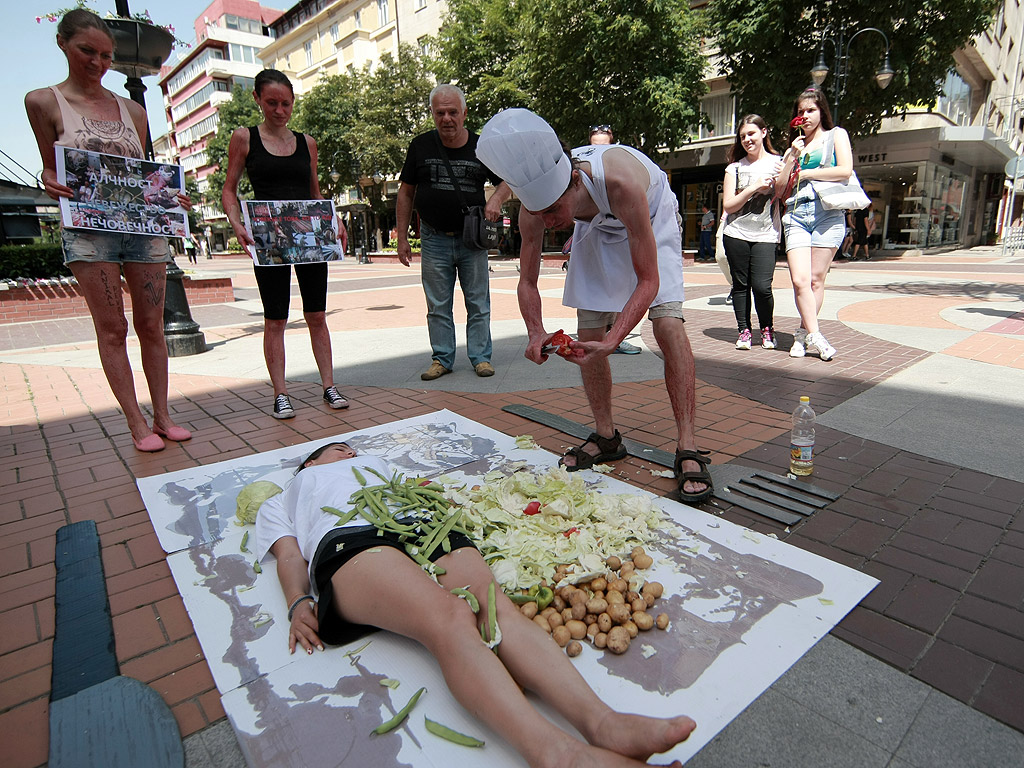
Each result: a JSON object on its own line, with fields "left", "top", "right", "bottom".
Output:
{"left": 559, "top": 430, "right": 628, "bottom": 472}
{"left": 675, "top": 449, "right": 713, "bottom": 504}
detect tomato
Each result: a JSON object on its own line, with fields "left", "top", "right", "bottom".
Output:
{"left": 523, "top": 501, "right": 542, "bottom": 515}
{"left": 549, "top": 330, "right": 575, "bottom": 359}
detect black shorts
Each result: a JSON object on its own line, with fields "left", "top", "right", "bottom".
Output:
{"left": 254, "top": 261, "right": 328, "bottom": 320}
{"left": 310, "top": 524, "right": 476, "bottom": 646}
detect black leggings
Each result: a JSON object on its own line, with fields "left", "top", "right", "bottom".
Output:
{"left": 253, "top": 261, "right": 328, "bottom": 320}
{"left": 723, "top": 235, "right": 776, "bottom": 332}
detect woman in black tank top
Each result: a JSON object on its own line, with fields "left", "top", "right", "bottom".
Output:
{"left": 222, "top": 70, "right": 349, "bottom": 418}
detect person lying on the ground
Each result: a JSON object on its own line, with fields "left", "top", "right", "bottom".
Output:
{"left": 255, "top": 441, "right": 696, "bottom": 768}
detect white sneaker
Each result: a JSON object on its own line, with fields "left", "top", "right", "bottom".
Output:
{"left": 789, "top": 327, "right": 807, "bottom": 358}
{"left": 805, "top": 331, "right": 836, "bottom": 361}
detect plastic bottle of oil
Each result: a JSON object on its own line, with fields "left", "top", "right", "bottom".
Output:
{"left": 790, "top": 396, "right": 815, "bottom": 476}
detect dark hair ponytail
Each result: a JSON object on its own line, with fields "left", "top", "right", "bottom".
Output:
{"left": 57, "top": 8, "right": 115, "bottom": 46}
{"left": 255, "top": 69, "right": 294, "bottom": 97}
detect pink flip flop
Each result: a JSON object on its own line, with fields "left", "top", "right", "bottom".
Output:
{"left": 133, "top": 433, "right": 166, "bottom": 453}
{"left": 154, "top": 425, "right": 192, "bottom": 442}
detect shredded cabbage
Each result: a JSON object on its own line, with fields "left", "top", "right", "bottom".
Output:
{"left": 458, "top": 466, "right": 667, "bottom": 592}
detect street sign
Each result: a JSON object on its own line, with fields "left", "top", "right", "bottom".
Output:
{"left": 1004, "top": 156, "right": 1024, "bottom": 179}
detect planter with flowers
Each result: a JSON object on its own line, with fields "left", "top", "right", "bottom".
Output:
{"left": 38, "top": 2, "right": 189, "bottom": 77}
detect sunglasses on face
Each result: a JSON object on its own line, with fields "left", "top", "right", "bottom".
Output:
{"left": 590, "top": 125, "right": 612, "bottom": 134}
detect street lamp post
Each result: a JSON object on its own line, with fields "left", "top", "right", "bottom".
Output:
{"left": 810, "top": 22, "right": 895, "bottom": 124}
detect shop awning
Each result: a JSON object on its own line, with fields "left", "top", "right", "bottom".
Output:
{"left": 937, "top": 126, "right": 1015, "bottom": 172}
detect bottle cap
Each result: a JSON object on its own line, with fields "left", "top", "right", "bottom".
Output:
{"left": 800, "top": 396, "right": 810, "bottom": 403}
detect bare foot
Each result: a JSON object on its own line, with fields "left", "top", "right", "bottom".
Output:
{"left": 546, "top": 738, "right": 685, "bottom": 768}
{"left": 585, "top": 711, "right": 696, "bottom": 760}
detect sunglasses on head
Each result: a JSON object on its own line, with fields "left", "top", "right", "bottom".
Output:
{"left": 590, "top": 125, "right": 612, "bottom": 134}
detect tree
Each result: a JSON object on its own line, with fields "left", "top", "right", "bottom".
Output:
{"left": 292, "top": 72, "right": 362, "bottom": 199}
{"left": 205, "top": 85, "right": 261, "bottom": 209}
{"left": 434, "top": 0, "right": 707, "bottom": 154}
{"left": 709, "top": 0, "right": 1001, "bottom": 140}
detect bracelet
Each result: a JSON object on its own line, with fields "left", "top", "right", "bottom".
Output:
{"left": 287, "top": 594, "right": 315, "bottom": 621}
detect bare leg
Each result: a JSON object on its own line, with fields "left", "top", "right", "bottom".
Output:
{"left": 809, "top": 246, "right": 835, "bottom": 315}
{"left": 122, "top": 262, "right": 182, "bottom": 435}
{"left": 303, "top": 310, "right": 335, "bottom": 389}
{"left": 333, "top": 547, "right": 693, "bottom": 768}
{"left": 70, "top": 261, "right": 155, "bottom": 442}
{"left": 561, "top": 326, "right": 615, "bottom": 468}
{"left": 785, "top": 247, "right": 820, "bottom": 334}
{"left": 651, "top": 317, "right": 706, "bottom": 496}
{"left": 263, "top": 318, "right": 288, "bottom": 396}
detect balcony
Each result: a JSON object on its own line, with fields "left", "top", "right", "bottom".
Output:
{"left": 210, "top": 91, "right": 233, "bottom": 108}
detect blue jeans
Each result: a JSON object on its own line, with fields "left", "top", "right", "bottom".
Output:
{"left": 698, "top": 230, "right": 713, "bottom": 259}
{"left": 420, "top": 222, "right": 492, "bottom": 370}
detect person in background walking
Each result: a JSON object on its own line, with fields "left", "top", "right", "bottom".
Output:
{"left": 25, "top": 8, "right": 192, "bottom": 452}
{"left": 721, "top": 114, "right": 781, "bottom": 351}
{"left": 775, "top": 85, "right": 852, "bottom": 361}
{"left": 851, "top": 202, "right": 874, "bottom": 260}
{"left": 697, "top": 203, "right": 715, "bottom": 261}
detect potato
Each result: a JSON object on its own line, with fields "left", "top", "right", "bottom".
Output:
{"left": 584, "top": 613, "right": 597, "bottom": 625}
{"left": 623, "top": 620, "right": 639, "bottom": 638}
{"left": 626, "top": 590, "right": 641, "bottom": 604}
{"left": 520, "top": 602, "right": 538, "bottom": 620}
{"left": 647, "top": 582, "right": 665, "bottom": 599}
{"left": 608, "top": 603, "right": 631, "bottom": 625}
{"left": 591, "top": 590, "right": 605, "bottom": 601}
{"left": 565, "top": 619, "right": 588, "bottom": 640}
{"left": 533, "top": 614, "right": 552, "bottom": 633}
{"left": 547, "top": 612, "right": 564, "bottom": 630}
{"left": 620, "top": 561, "right": 635, "bottom": 577}
{"left": 561, "top": 607, "right": 574, "bottom": 624}
{"left": 633, "top": 611, "right": 655, "bottom": 631}
{"left": 656, "top": 613, "right": 669, "bottom": 630}
{"left": 606, "top": 626, "right": 631, "bottom": 654}
{"left": 566, "top": 640, "right": 583, "bottom": 657}
{"left": 631, "top": 546, "right": 646, "bottom": 559}
{"left": 569, "top": 590, "right": 589, "bottom": 607}
{"left": 594, "top": 632, "right": 608, "bottom": 649}
{"left": 587, "top": 622, "right": 600, "bottom": 639}
{"left": 607, "top": 578, "right": 628, "bottom": 593}
{"left": 643, "top": 592, "right": 657, "bottom": 609}
{"left": 586, "top": 598, "right": 609, "bottom": 615}
{"left": 590, "top": 576, "right": 608, "bottom": 592}
{"left": 606, "top": 555, "right": 622, "bottom": 571}
{"left": 631, "top": 598, "right": 647, "bottom": 613}
{"left": 633, "top": 553, "right": 654, "bottom": 570}
{"left": 571, "top": 602, "right": 587, "bottom": 621}
{"left": 606, "top": 590, "right": 625, "bottom": 605}
{"left": 540, "top": 606, "right": 557, "bottom": 618}
{"left": 552, "top": 595, "right": 567, "bottom": 612}
{"left": 552, "top": 625, "right": 571, "bottom": 647}
{"left": 597, "top": 612, "right": 613, "bottom": 633}
{"left": 558, "top": 585, "right": 575, "bottom": 602}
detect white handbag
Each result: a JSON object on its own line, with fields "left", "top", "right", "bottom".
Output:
{"left": 813, "top": 171, "right": 871, "bottom": 210}
{"left": 812, "top": 129, "right": 870, "bottom": 210}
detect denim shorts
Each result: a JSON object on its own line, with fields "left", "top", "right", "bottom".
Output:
{"left": 61, "top": 228, "right": 171, "bottom": 266}
{"left": 783, "top": 188, "right": 846, "bottom": 250}
{"left": 577, "top": 301, "right": 684, "bottom": 330}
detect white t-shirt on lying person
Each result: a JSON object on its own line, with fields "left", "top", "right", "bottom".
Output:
{"left": 254, "top": 456, "right": 392, "bottom": 583}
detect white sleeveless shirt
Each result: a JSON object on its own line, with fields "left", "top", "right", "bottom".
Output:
{"left": 563, "top": 144, "right": 684, "bottom": 311}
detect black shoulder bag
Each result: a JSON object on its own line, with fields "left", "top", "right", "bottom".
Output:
{"left": 433, "top": 131, "right": 501, "bottom": 250}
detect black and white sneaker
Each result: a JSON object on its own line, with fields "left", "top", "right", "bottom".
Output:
{"left": 323, "top": 386, "right": 349, "bottom": 410}
{"left": 272, "top": 393, "right": 295, "bottom": 419}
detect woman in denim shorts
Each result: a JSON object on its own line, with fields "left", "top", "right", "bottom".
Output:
{"left": 25, "top": 9, "right": 192, "bottom": 452}
{"left": 776, "top": 86, "right": 853, "bottom": 361}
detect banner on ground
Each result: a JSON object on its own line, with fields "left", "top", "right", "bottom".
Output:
{"left": 241, "top": 200, "right": 343, "bottom": 266}
{"left": 55, "top": 146, "right": 189, "bottom": 238}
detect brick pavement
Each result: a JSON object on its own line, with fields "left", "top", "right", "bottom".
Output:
{"left": 2, "top": 253, "right": 1023, "bottom": 766}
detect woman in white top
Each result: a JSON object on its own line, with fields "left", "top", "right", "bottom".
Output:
{"left": 721, "top": 115, "right": 782, "bottom": 351}
{"left": 256, "top": 441, "right": 696, "bottom": 768}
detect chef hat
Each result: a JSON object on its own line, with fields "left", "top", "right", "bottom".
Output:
{"left": 476, "top": 108, "right": 571, "bottom": 211}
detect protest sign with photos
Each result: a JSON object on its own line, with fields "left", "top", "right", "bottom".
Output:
{"left": 55, "top": 147, "right": 189, "bottom": 238}
{"left": 241, "top": 200, "right": 343, "bottom": 266}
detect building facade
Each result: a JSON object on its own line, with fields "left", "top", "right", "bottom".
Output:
{"left": 666, "top": 2, "right": 1023, "bottom": 252}
{"left": 158, "top": 0, "right": 283, "bottom": 237}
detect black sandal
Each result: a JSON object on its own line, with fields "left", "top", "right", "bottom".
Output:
{"left": 675, "top": 449, "right": 714, "bottom": 504}
{"left": 559, "top": 430, "right": 628, "bottom": 472}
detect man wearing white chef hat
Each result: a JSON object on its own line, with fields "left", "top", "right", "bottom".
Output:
{"left": 477, "top": 109, "right": 712, "bottom": 505}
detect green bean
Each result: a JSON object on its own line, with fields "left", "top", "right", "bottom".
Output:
{"left": 322, "top": 505, "right": 362, "bottom": 527}
{"left": 364, "top": 466, "right": 391, "bottom": 484}
{"left": 252, "top": 560, "right": 262, "bottom": 574}
{"left": 239, "top": 531, "right": 249, "bottom": 553}
{"left": 424, "top": 717, "right": 485, "bottom": 747}
{"left": 371, "top": 686, "right": 426, "bottom": 735}
{"left": 351, "top": 466, "right": 367, "bottom": 486}
{"left": 450, "top": 587, "right": 480, "bottom": 613}
{"left": 507, "top": 593, "right": 537, "bottom": 605}
{"left": 487, "top": 581, "right": 498, "bottom": 648}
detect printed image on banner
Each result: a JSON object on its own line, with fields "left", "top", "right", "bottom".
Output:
{"left": 55, "top": 146, "right": 189, "bottom": 238}
{"left": 242, "top": 199, "right": 343, "bottom": 266}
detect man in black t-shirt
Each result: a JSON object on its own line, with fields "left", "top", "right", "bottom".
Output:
{"left": 396, "top": 84, "right": 511, "bottom": 381}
